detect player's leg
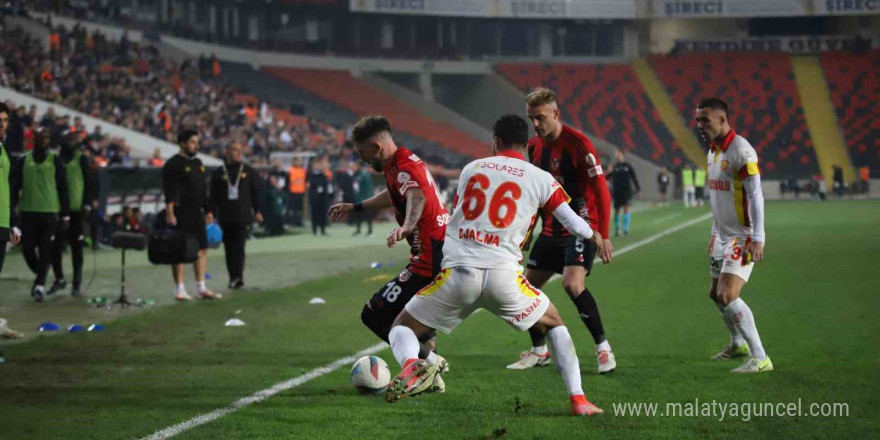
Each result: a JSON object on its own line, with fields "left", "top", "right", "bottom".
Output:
{"left": 48, "top": 224, "right": 67, "bottom": 294}
{"left": 69, "top": 214, "right": 85, "bottom": 297}
{"left": 360, "top": 269, "right": 440, "bottom": 362}
{"left": 507, "top": 241, "right": 558, "bottom": 369}
{"left": 613, "top": 205, "right": 621, "bottom": 237}
{"left": 33, "top": 215, "right": 56, "bottom": 299}
{"left": 172, "top": 263, "right": 190, "bottom": 300}
{"left": 385, "top": 267, "right": 477, "bottom": 402}
{"left": 188, "top": 211, "right": 218, "bottom": 299}
{"left": 489, "top": 270, "right": 601, "bottom": 416}
{"left": 709, "top": 253, "right": 748, "bottom": 360}
{"left": 532, "top": 305, "right": 603, "bottom": 416}
{"left": 622, "top": 203, "right": 632, "bottom": 236}
{"left": 20, "top": 214, "right": 39, "bottom": 276}
{"left": 717, "top": 273, "right": 771, "bottom": 373}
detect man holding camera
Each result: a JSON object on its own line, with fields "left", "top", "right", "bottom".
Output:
{"left": 209, "top": 141, "right": 262, "bottom": 289}
{"left": 162, "top": 130, "right": 218, "bottom": 300}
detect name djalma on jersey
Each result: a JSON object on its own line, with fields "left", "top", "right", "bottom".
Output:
{"left": 459, "top": 228, "right": 501, "bottom": 247}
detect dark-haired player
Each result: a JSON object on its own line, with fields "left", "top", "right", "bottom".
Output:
{"left": 329, "top": 116, "right": 449, "bottom": 392}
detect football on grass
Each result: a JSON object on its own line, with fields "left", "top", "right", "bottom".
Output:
{"left": 350, "top": 356, "right": 391, "bottom": 394}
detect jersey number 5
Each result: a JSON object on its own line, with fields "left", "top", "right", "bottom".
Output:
{"left": 461, "top": 173, "right": 521, "bottom": 229}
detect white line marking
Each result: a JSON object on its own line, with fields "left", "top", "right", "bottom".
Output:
{"left": 141, "top": 212, "right": 713, "bottom": 439}
{"left": 652, "top": 212, "right": 682, "bottom": 224}
{"left": 137, "top": 342, "right": 388, "bottom": 440}
{"left": 548, "top": 212, "right": 712, "bottom": 282}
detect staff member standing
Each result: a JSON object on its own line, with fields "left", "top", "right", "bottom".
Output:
{"left": 209, "top": 141, "right": 263, "bottom": 289}
{"left": 49, "top": 130, "right": 97, "bottom": 298}
{"left": 0, "top": 103, "right": 22, "bottom": 276}
{"left": 163, "top": 129, "right": 218, "bottom": 300}
{"left": 286, "top": 157, "right": 306, "bottom": 226}
{"left": 11, "top": 128, "right": 69, "bottom": 302}
{"left": 307, "top": 157, "right": 331, "bottom": 236}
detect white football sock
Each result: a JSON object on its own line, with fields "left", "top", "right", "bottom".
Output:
{"left": 595, "top": 340, "right": 611, "bottom": 353}
{"left": 716, "top": 301, "right": 746, "bottom": 347}
{"left": 546, "top": 326, "right": 584, "bottom": 396}
{"left": 724, "top": 298, "right": 767, "bottom": 360}
{"left": 389, "top": 326, "right": 421, "bottom": 368}
{"left": 531, "top": 345, "right": 548, "bottom": 356}
{"left": 425, "top": 351, "right": 440, "bottom": 366}
{"left": 176, "top": 283, "right": 186, "bottom": 293}
{"left": 196, "top": 280, "right": 207, "bottom": 292}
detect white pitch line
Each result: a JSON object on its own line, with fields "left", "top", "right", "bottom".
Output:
{"left": 548, "top": 212, "right": 712, "bottom": 282}
{"left": 137, "top": 342, "right": 388, "bottom": 440}
{"left": 139, "top": 212, "right": 713, "bottom": 439}
{"left": 651, "top": 212, "right": 682, "bottom": 224}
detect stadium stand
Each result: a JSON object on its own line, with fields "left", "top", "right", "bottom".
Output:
{"left": 263, "top": 67, "right": 487, "bottom": 161}
{"left": 0, "top": 22, "right": 343, "bottom": 165}
{"left": 496, "top": 63, "right": 687, "bottom": 168}
{"left": 820, "top": 50, "right": 880, "bottom": 175}
{"left": 649, "top": 53, "right": 820, "bottom": 178}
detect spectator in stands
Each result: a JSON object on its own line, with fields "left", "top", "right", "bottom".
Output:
{"left": 286, "top": 157, "right": 306, "bottom": 226}
{"left": 162, "top": 129, "right": 218, "bottom": 301}
{"left": 129, "top": 207, "right": 149, "bottom": 234}
{"left": 150, "top": 148, "right": 165, "bottom": 167}
{"left": 858, "top": 166, "right": 869, "bottom": 195}
{"left": 307, "top": 156, "right": 331, "bottom": 236}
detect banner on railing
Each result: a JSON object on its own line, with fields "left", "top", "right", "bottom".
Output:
{"left": 348, "top": 0, "right": 637, "bottom": 19}
{"left": 671, "top": 34, "right": 879, "bottom": 53}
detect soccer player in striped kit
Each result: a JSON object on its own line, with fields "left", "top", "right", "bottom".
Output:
{"left": 506, "top": 88, "right": 617, "bottom": 374}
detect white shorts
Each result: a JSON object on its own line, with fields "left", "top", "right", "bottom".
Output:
{"left": 404, "top": 267, "right": 551, "bottom": 334}
{"left": 710, "top": 236, "right": 755, "bottom": 282}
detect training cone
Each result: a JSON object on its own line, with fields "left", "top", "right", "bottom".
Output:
{"left": 87, "top": 324, "right": 105, "bottom": 332}
{"left": 67, "top": 325, "right": 85, "bottom": 333}
{"left": 38, "top": 322, "right": 60, "bottom": 332}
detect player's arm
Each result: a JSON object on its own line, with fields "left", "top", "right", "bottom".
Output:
{"left": 542, "top": 177, "right": 603, "bottom": 253}
{"left": 741, "top": 163, "right": 765, "bottom": 262}
{"left": 387, "top": 188, "right": 425, "bottom": 248}
{"left": 579, "top": 149, "right": 613, "bottom": 263}
{"left": 629, "top": 167, "right": 641, "bottom": 195}
{"left": 328, "top": 189, "right": 391, "bottom": 222}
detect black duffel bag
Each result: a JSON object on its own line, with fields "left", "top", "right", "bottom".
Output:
{"left": 148, "top": 210, "right": 199, "bottom": 265}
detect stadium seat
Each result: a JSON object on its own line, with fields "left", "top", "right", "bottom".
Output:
{"left": 496, "top": 63, "right": 687, "bottom": 168}
{"left": 649, "top": 53, "right": 820, "bottom": 178}
{"left": 819, "top": 50, "right": 880, "bottom": 176}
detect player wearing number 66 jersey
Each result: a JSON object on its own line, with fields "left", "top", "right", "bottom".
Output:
{"left": 695, "top": 97, "right": 772, "bottom": 374}
{"left": 329, "top": 116, "right": 449, "bottom": 394}
{"left": 385, "top": 115, "right": 605, "bottom": 416}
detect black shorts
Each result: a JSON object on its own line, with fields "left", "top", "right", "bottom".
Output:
{"left": 695, "top": 187, "right": 705, "bottom": 199}
{"left": 176, "top": 208, "right": 208, "bottom": 250}
{"left": 526, "top": 234, "right": 597, "bottom": 276}
{"left": 613, "top": 191, "right": 633, "bottom": 209}
{"left": 365, "top": 266, "right": 435, "bottom": 339}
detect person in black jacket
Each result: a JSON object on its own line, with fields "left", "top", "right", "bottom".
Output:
{"left": 307, "top": 157, "right": 331, "bottom": 236}
{"left": 162, "top": 129, "right": 219, "bottom": 300}
{"left": 209, "top": 141, "right": 263, "bottom": 289}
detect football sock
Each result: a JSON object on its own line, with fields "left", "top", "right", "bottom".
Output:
{"left": 389, "top": 326, "right": 421, "bottom": 368}
{"left": 623, "top": 213, "right": 631, "bottom": 232}
{"left": 546, "top": 326, "right": 584, "bottom": 396}
{"left": 176, "top": 283, "right": 186, "bottom": 293}
{"left": 196, "top": 280, "right": 207, "bottom": 292}
{"left": 614, "top": 213, "right": 620, "bottom": 233}
{"left": 425, "top": 351, "right": 441, "bottom": 366}
{"left": 573, "top": 289, "right": 607, "bottom": 345}
{"left": 595, "top": 340, "right": 611, "bottom": 353}
{"left": 724, "top": 298, "right": 766, "bottom": 360}
{"left": 531, "top": 345, "right": 549, "bottom": 356}
{"left": 715, "top": 301, "right": 746, "bottom": 347}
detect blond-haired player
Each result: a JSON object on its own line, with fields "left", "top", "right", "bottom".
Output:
{"left": 384, "top": 115, "right": 605, "bottom": 416}
{"left": 695, "top": 97, "right": 772, "bottom": 373}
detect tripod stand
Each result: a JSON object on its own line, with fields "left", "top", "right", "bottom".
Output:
{"left": 115, "top": 248, "right": 133, "bottom": 306}
{"left": 110, "top": 232, "right": 148, "bottom": 307}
